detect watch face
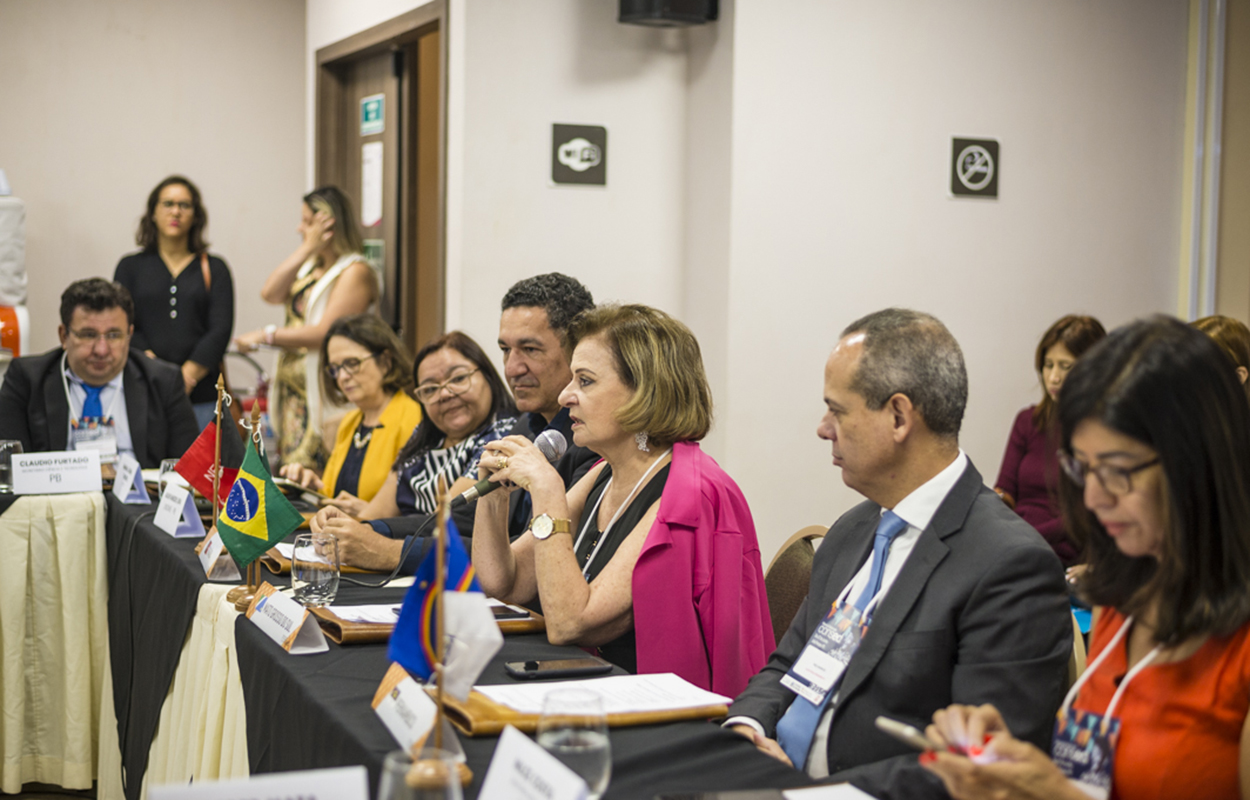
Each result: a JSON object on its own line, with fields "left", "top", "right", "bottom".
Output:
{"left": 531, "top": 514, "right": 553, "bottom": 539}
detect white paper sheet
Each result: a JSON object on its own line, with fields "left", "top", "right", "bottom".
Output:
{"left": 476, "top": 673, "right": 731, "bottom": 715}
{"left": 783, "top": 785, "right": 877, "bottom": 799}
{"left": 361, "top": 142, "right": 383, "bottom": 227}
{"left": 325, "top": 603, "right": 401, "bottom": 623}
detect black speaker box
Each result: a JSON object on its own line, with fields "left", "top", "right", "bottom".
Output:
{"left": 619, "top": 0, "right": 718, "bottom": 27}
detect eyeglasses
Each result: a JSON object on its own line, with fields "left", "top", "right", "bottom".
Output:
{"left": 415, "top": 369, "right": 479, "bottom": 403}
{"left": 159, "top": 200, "right": 193, "bottom": 212}
{"left": 325, "top": 353, "right": 376, "bottom": 379}
{"left": 1057, "top": 449, "right": 1161, "bottom": 496}
{"left": 69, "top": 329, "right": 128, "bottom": 344}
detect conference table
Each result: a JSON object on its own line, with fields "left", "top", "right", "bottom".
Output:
{"left": 100, "top": 496, "right": 816, "bottom": 799}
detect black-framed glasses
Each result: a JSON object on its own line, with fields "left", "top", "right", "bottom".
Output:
{"left": 415, "top": 369, "right": 479, "bottom": 403}
{"left": 69, "top": 329, "right": 128, "bottom": 344}
{"left": 1057, "top": 449, "right": 1161, "bottom": 496}
{"left": 325, "top": 353, "right": 375, "bottom": 379}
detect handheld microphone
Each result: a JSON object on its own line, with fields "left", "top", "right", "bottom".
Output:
{"left": 453, "top": 429, "right": 568, "bottom": 506}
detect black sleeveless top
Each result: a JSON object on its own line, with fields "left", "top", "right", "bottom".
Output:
{"left": 575, "top": 463, "right": 670, "bottom": 673}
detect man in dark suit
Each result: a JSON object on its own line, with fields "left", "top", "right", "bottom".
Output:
{"left": 727, "top": 308, "right": 1070, "bottom": 799}
{"left": 0, "top": 278, "right": 199, "bottom": 469}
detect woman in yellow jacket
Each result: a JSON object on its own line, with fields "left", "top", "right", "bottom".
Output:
{"left": 280, "top": 313, "right": 420, "bottom": 512}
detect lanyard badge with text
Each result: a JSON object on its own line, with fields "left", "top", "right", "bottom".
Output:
{"left": 1051, "top": 614, "right": 1159, "bottom": 800}
{"left": 780, "top": 601, "right": 869, "bottom": 706}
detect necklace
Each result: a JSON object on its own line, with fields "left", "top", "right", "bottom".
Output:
{"left": 353, "top": 424, "right": 377, "bottom": 449}
{"left": 572, "top": 450, "right": 671, "bottom": 577}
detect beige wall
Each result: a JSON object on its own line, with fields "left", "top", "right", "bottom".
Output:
{"left": 721, "top": 0, "right": 1189, "bottom": 556}
{"left": 1216, "top": 0, "right": 1250, "bottom": 322}
{"left": 0, "top": 0, "right": 305, "bottom": 368}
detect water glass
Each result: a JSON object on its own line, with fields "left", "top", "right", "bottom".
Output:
{"left": 158, "top": 458, "right": 181, "bottom": 493}
{"left": 291, "top": 532, "right": 339, "bottom": 606}
{"left": 536, "top": 688, "right": 611, "bottom": 799}
{"left": 377, "top": 748, "right": 463, "bottom": 800}
{"left": 0, "top": 440, "right": 22, "bottom": 493}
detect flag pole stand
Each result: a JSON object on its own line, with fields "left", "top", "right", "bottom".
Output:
{"left": 201, "top": 375, "right": 226, "bottom": 551}
{"left": 407, "top": 482, "right": 472, "bottom": 789}
{"left": 228, "top": 402, "right": 265, "bottom": 610}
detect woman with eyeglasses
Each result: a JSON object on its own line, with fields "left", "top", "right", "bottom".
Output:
{"left": 993, "top": 315, "right": 1105, "bottom": 566}
{"left": 310, "top": 330, "right": 517, "bottom": 571}
{"left": 923, "top": 317, "right": 1250, "bottom": 800}
{"left": 114, "top": 175, "right": 235, "bottom": 429}
{"left": 279, "top": 314, "right": 419, "bottom": 512}
{"left": 234, "top": 186, "right": 380, "bottom": 471}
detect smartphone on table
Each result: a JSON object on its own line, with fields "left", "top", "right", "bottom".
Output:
{"left": 503, "top": 656, "right": 614, "bottom": 680}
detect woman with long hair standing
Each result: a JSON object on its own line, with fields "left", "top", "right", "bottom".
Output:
{"left": 114, "top": 175, "right": 234, "bottom": 428}
{"left": 235, "top": 186, "right": 379, "bottom": 469}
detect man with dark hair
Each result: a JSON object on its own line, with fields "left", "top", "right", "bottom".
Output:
{"left": 0, "top": 278, "right": 199, "bottom": 468}
{"left": 726, "top": 308, "right": 1070, "bottom": 799}
{"left": 350, "top": 273, "right": 599, "bottom": 573}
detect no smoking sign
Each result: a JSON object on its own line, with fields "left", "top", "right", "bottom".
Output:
{"left": 951, "top": 138, "right": 999, "bottom": 198}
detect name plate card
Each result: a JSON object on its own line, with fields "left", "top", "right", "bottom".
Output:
{"left": 110, "top": 453, "right": 150, "bottom": 504}
{"left": 154, "top": 483, "right": 206, "bottom": 538}
{"left": 13, "top": 451, "right": 102, "bottom": 494}
{"left": 372, "top": 662, "right": 439, "bottom": 750}
{"left": 199, "top": 528, "right": 242, "bottom": 581}
{"left": 147, "top": 765, "right": 367, "bottom": 800}
{"left": 480, "top": 725, "right": 590, "bottom": 800}
{"left": 246, "top": 582, "right": 328, "bottom": 655}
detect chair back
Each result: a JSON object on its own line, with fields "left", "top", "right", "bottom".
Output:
{"left": 764, "top": 525, "right": 827, "bottom": 647}
{"left": 1067, "top": 610, "right": 1088, "bottom": 688}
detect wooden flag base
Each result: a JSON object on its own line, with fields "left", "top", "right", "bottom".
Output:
{"left": 230, "top": 561, "right": 261, "bottom": 612}
{"left": 406, "top": 758, "right": 472, "bottom": 789}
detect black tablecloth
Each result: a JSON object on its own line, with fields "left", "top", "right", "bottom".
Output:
{"left": 235, "top": 605, "right": 812, "bottom": 799}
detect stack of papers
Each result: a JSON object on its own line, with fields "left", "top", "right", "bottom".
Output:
{"left": 324, "top": 604, "right": 401, "bottom": 623}
{"left": 476, "top": 673, "right": 731, "bottom": 715}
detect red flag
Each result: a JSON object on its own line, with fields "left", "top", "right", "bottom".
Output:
{"left": 174, "top": 398, "right": 245, "bottom": 505}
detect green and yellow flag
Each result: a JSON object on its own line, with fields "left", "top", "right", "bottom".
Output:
{"left": 216, "top": 438, "right": 302, "bottom": 567}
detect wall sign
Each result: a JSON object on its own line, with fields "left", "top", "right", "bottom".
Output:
{"left": 360, "top": 94, "right": 385, "bottom": 136}
{"left": 951, "top": 138, "right": 999, "bottom": 198}
{"left": 552, "top": 124, "right": 607, "bottom": 186}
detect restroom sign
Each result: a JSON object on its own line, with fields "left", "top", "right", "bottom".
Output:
{"left": 552, "top": 124, "right": 607, "bottom": 186}
{"left": 951, "top": 138, "right": 999, "bottom": 198}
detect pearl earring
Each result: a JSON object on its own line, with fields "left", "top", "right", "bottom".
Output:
{"left": 635, "top": 432, "right": 650, "bottom": 452}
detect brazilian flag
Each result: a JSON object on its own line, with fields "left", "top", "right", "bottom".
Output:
{"left": 216, "top": 438, "right": 303, "bottom": 567}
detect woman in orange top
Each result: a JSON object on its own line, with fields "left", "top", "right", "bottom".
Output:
{"left": 921, "top": 317, "right": 1250, "bottom": 800}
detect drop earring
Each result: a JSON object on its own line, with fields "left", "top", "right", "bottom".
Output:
{"left": 635, "top": 432, "right": 650, "bottom": 452}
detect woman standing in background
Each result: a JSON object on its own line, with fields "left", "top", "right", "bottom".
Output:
{"left": 235, "top": 186, "right": 379, "bottom": 469}
{"left": 994, "top": 314, "right": 1105, "bottom": 566}
{"left": 115, "top": 175, "right": 234, "bottom": 429}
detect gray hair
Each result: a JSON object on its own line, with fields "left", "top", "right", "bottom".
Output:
{"left": 841, "top": 308, "right": 967, "bottom": 438}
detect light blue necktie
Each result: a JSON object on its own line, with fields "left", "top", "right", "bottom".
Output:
{"left": 81, "top": 384, "right": 104, "bottom": 419}
{"left": 776, "top": 509, "right": 909, "bottom": 771}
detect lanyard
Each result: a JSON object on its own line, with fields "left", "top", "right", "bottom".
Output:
{"left": 60, "top": 352, "right": 121, "bottom": 423}
{"left": 834, "top": 561, "right": 887, "bottom": 620}
{"left": 572, "top": 449, "right": 672, "bottom": 578}
{"left": 1062, "top": 614, "right": 1162, "bottom": 721}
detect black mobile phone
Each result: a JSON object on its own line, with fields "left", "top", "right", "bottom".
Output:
{"left": 491, "top": 604, "right": 531, "bottom": 621}
{"left": 503, "top": 656, "right": 614, "bottom": 680}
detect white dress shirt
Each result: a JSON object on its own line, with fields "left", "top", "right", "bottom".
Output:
{"left": 64, "top": 365, "right": 135, "bottom": 460}
{"left": 728, "top": 450, "right": 970, "bottom": 778}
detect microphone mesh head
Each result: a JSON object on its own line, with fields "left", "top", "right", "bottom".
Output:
{"left": 535, "top": 430, "right": 568, "bottom": 462}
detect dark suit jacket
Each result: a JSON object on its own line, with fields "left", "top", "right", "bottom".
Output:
{"left": 0, "top": 347, "right": 200, "bottom": 469}
{"left": 728, "top": 460, "right": 1071, "bottom": 800}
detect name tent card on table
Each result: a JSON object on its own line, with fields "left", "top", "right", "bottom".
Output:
{"left": 110, "top": 453, "right": 150, "bottom": 504}
{"left": 154, "top": 482, "right": 206, "bottom": 538}
{"left": 12, "top": 451, "right": 102, "bottom": 494}
{"left": 479, "top": 725, "right": 590, "bottom": 800}
{"left": 246, "top": 581, "right": 329, "bottom": 655}
{"left": 372, "top": 662, "right": 440, "bottom": 750}
{"left": 198, "top": 528, "right": 242, "bottom": 581}
{"left": 146, "top": 765, "right": 368, "bottom": 800}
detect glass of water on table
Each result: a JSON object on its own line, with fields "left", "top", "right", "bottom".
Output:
{"left": 291, "top": 532, "right": 339, "bottom": 606}
{"left": 0, "top": 440, "right": 22, "bottom": 493}
{"left": 537, "top": 687, "right": 611, "bottom": 799}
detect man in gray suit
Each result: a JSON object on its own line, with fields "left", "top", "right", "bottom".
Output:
{"left": 727, "top": 309, "right": 1070, "bottom": 799}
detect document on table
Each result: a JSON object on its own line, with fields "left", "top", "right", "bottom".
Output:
{"left": 325, "top": 604, "right": 402, "bottom": 623}
{"left": 476, "top": 673, "right": 731, "bottom": 715}
{"left": 783, "top": 786, "right": 876, "bottom": 799}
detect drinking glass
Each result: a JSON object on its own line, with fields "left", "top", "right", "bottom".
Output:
{"left": 537, "top": 688, "right": 611, "bottom": 799}
{"left": 290, "top": 532, "right": 339, "bottom": 606}
{"left": 0, "top": 440, "right": 22, "bottom": 493}
{"left": 377, "top": 748, "right": 463, "bottom": 800}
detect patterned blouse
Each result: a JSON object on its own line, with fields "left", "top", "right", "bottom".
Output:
{"left": 394, "top": 415, "right": 517, "bottom": 516}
